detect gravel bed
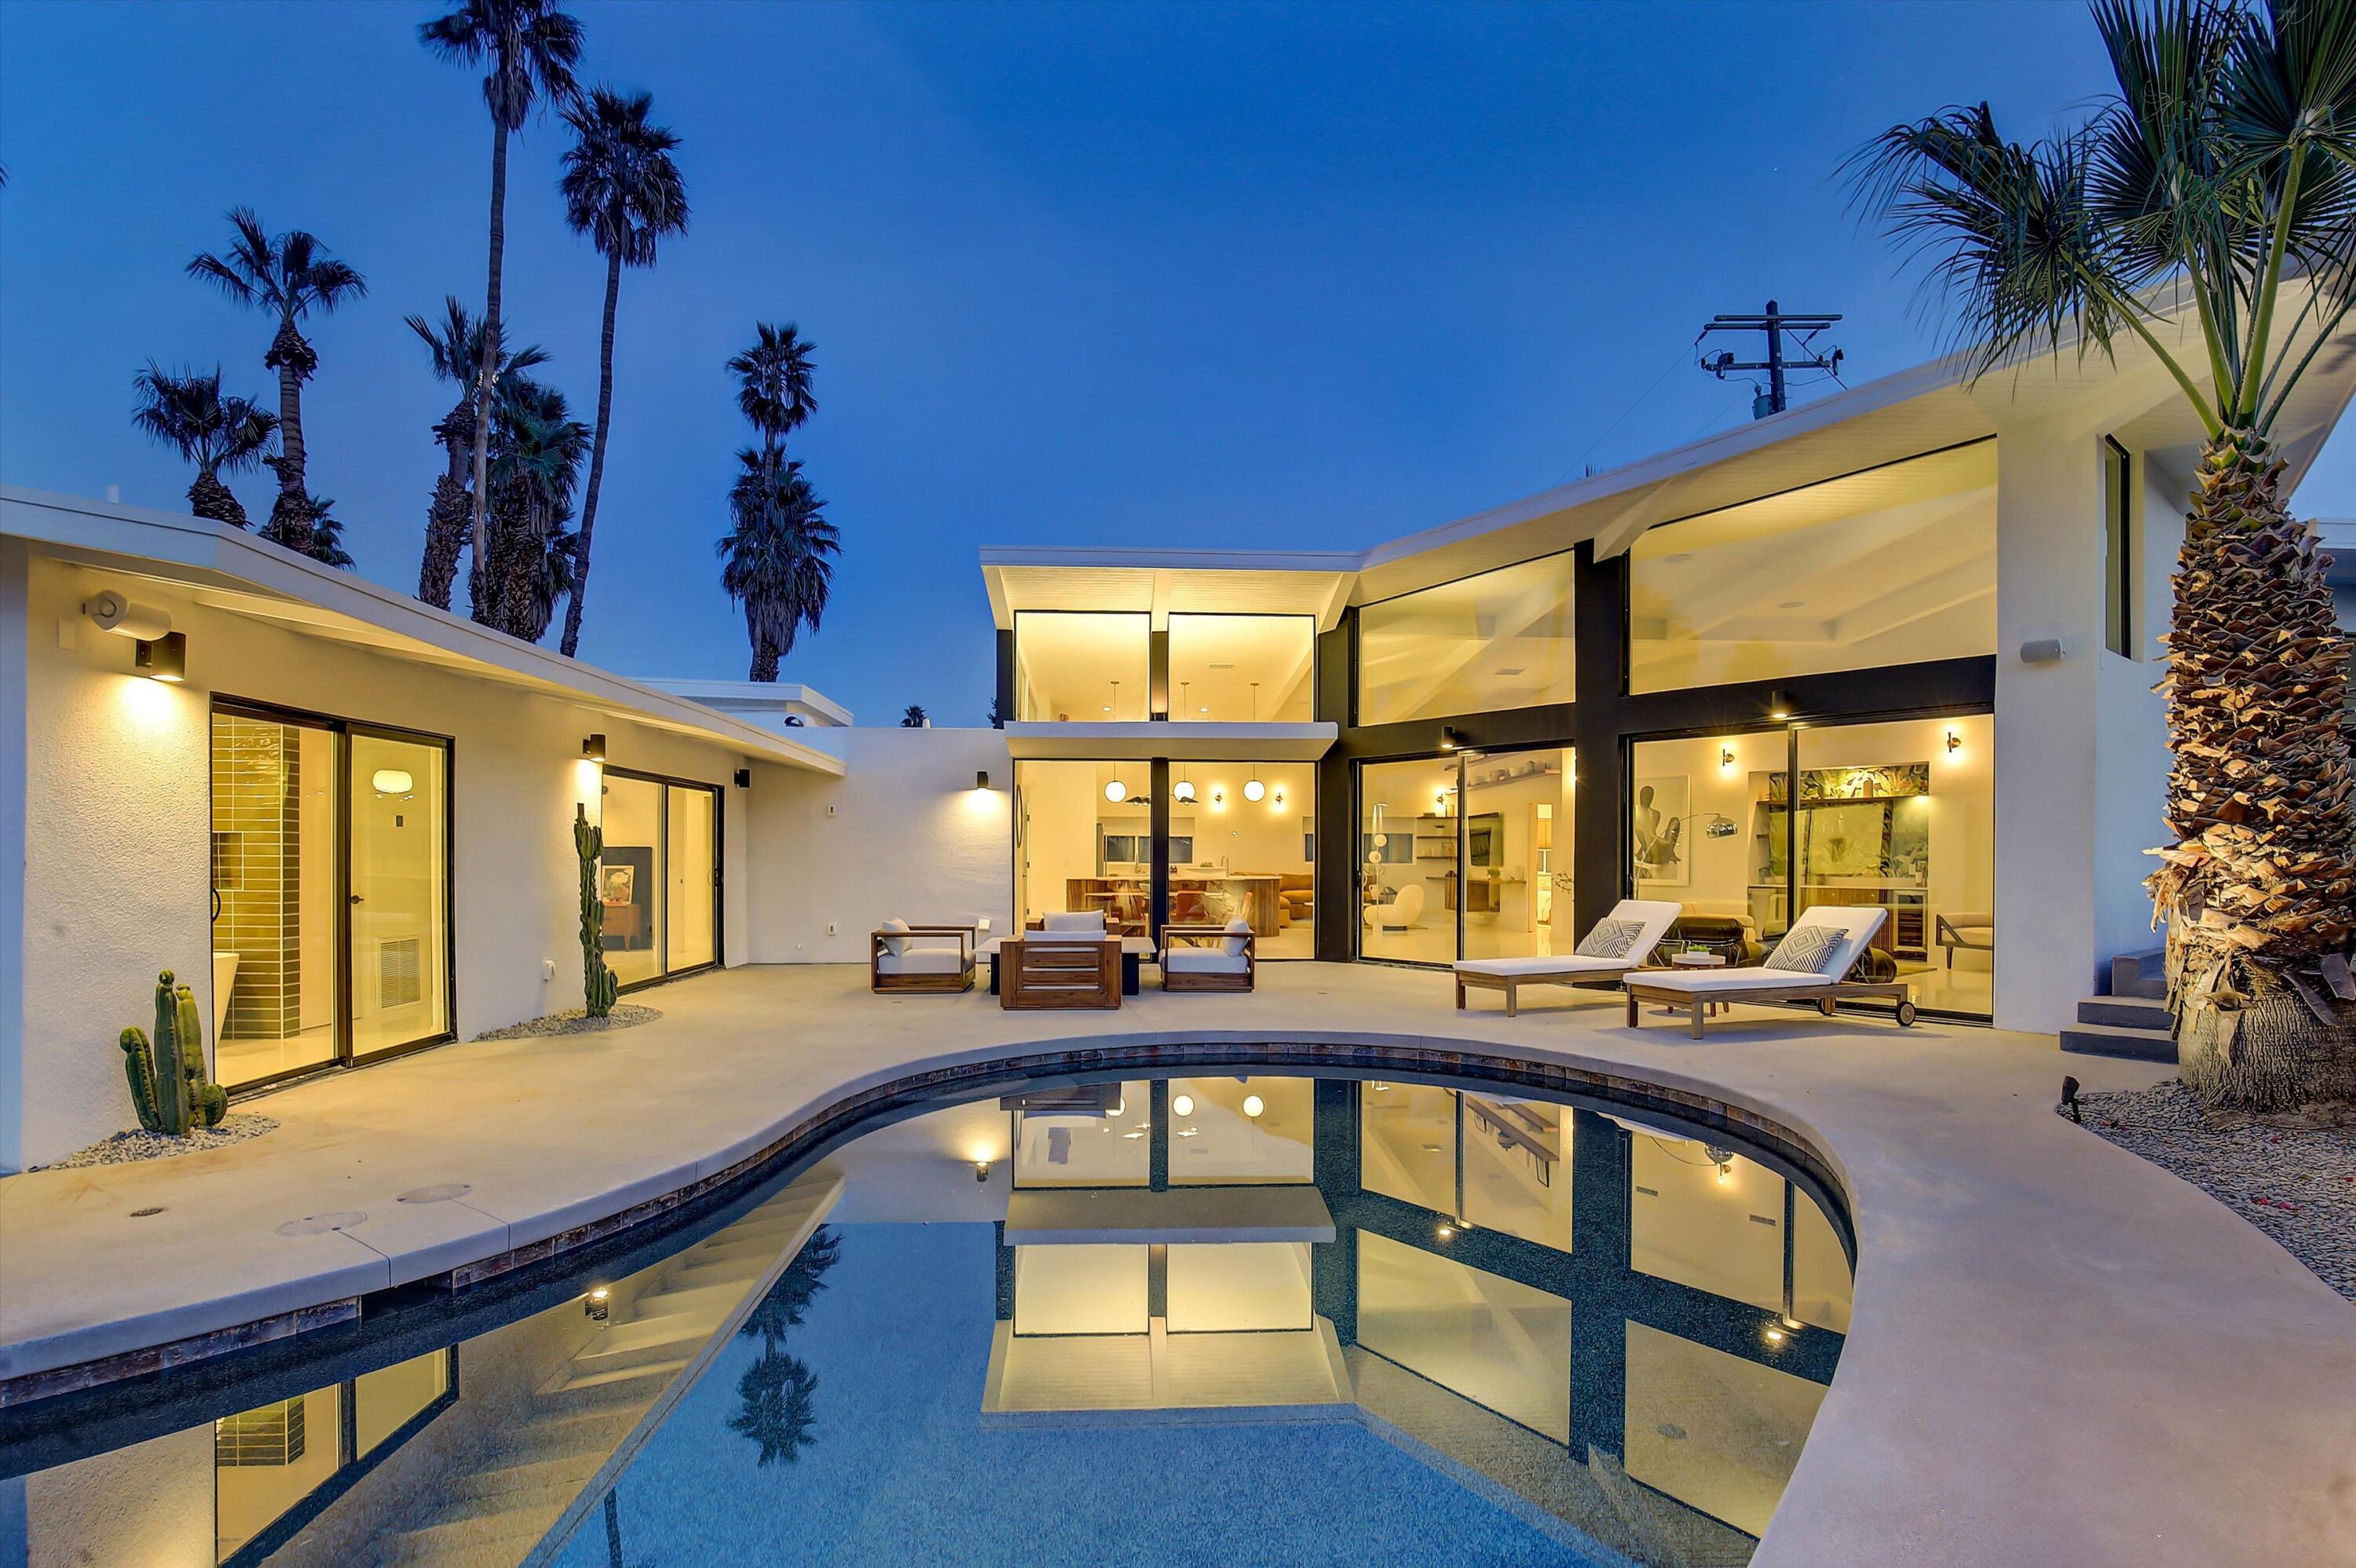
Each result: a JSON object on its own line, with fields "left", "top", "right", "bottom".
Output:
{"left": 472, "top": 1003, "right": 661, "bottom": 1041}
{"left": 2075, "top": 1080, "right": 2356, "bottom": 1303}
{"left": 37, "top": 1113, "right": 280, "bottom": 1171}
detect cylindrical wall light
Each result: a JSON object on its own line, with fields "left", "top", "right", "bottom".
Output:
{"left": 84, "top": 590, "right": 172, "bottom": 641}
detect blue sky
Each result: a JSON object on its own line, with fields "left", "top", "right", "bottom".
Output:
{"left": 5, "top": 2, "right": 2344, "bottom": 722}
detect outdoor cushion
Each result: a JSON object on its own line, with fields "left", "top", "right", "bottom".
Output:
{"left": 1455, "top": 955, "right": 1635, "bottom": 977}
{"left": 1223, "top": 916, "right": 1252, "bottom": 957}
{"left": 1634, "top": 967, "right": 1836, "bottom": 992}
{"left": 1765, "top": 924, "right": 1845, "bottom": 975}
{"left": 1043, "top": 911, "right": 1106, "bottom": 934}
{"left": 1575, "top": 917, "right": 1646, "bottom": 959}
{"left": 1167, "top": 948, "right": 1250, "bottom": 974}
{"left": 876, "top": 948, "right": 967, "bottom": 976}
{"left": 879, "top": 917, "right": 912, "bottom": 957}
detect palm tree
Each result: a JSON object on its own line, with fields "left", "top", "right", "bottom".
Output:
{"left": 718, "top": 451, "right": 838, "bottom": 682}
{"left": 130, "top": 364, "right": 278, "bottom": 528}
{"left": 901, "top": 705, "right": 928, "bottom": 728}
{"left": 404, "top": 297, "right": 550, "bottom": 609}
{"left": 738, "top": 1227, "right": 841, "bottom": 1351}
{"left": 486, "top": 378, "right": 591, "bottom": 639}
{"left": 185, "top": 210, "right": 367, "bottom": 555}
{"left": 1851, "top": 0, "right": 2356, "bottom": 1109}
{"left": 419, "top": 0, "right": 584, "bottom": 621}
{"left": 302, "top": 496, "right": 356, "bottom": 569}
{"left": 726, "top": 322, "right": 818, "bottom": 460}
{"left": 556, "top": 87, "right": 689, "bottom": 659}
{"left": 729, "top": 1350, "right": 819, "bottom": 1467}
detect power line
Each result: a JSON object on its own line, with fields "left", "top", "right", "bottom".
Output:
{"left": 1697, "top": 300, "right": 1844, "bottom": 418}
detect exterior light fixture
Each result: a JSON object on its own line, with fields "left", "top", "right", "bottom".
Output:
{"left": 976, "top": 769, "right": 992, "bottom": 790}
{"left": 1242, "top": 1094, "right": 1264, "bottom": 1119}
{"left": 1271, "top": 788, "right": 1285, "bottom": 805}
{"left": 582, "top": 733, "right": 607, "bottom": 762}
{"left": 84, "top": 589, "right": 172, "bottom": 641}
{"left": 371, "top": 768, "right": 415, "bottom": 799}
{"left": 1768, "top": 691, "right": 1792, "bottom": 722}
{"left": 1945, "top": 728, "right": 1963, "bottom": 755}
{"left": 974, "top": 1159, "right": 992, "bottom": 1183}
{"left": 585, "top": 1285, "right": 611, "bottom": 1322}
{"left": 134, "top": 631, "right": 187, "bottom": 682}
{"left": 1720, "top": 746, "right": 1735, "bottom": 769}
{"left": 1440, "top": 726, "right": 1463, "bottom": 751}
{"left": 1104, "top": 780, "right": 1128, "bottom": 803}
{"left": 1764, "top": 1326, "right": 1787, "bottom": 1345}
{"left": 734, "top": 768, "right": 752, "bottom": 788}
{"left": 1173, "top": 1094, "right": 1195, "bottom": 1117}
{"left": 1213, "top": 789, "right": 1224, "bottom": 805}
{"left": 1436, "top": 1223, "right": 1456, "bottom": 1241}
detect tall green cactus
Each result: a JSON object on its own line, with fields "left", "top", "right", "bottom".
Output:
{"left": 576, "top": 803, "right": 620, "bottom": 1018}
{"left": 119, "top": 970, "right": 225, "bottom": 1136}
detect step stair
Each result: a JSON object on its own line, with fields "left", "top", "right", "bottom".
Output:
{"left": 2061, "top": 978, "right": 2175, "bottom": 1062}
{"left": 2110, "top": 948, "right": 2166, "bottom": 1000}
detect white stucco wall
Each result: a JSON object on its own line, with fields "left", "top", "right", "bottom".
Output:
{"left": 5, "top": 554, "right": 762, "bottom": 1170}
{"left": 0, "top": 541, "right": 31, "bottom": 1175}
{"left": 747, "top": 726, "right": 1012, "bottom": 962}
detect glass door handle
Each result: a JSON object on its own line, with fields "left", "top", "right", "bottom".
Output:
{"left": 349, "top": 894, "right": 365, "bottom": 905}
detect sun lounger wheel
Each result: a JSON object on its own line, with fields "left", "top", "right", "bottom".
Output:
{"left": 1896, "top": 1000, "right": 1918, "bottom": 1027}
{"left": 1816, "top": 996, "right": 1838, "bottom": 1017}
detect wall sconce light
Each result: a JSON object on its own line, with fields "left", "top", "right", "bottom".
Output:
{"left": 1440, "top": 726, "right": 1463, "bottom": 751}
{"left": 584, "top": 1285, "right": 611, "bottom": 1322}
{"left": 973, "top": 1159, "right": 992, "bottom": 1183}
{"left": 1944, "top": 728, "right": 1962, "bottom": 756}
{"left": 1104, "top": 780, "right": 1128, "bottom": 803}
{"left": 1212, "top": 788, "right": 1224, "bottom": 805}
{"left": 85, "top": 589, "right": 173, "bottom": 641}
{"left": 1271, "top": 788, "right": 1285, "bottom": 805}
{"left": 582, "top": 733, "right": 607, "bottom": 762}
{"left": 975, "top": 769, "right": 992, "bottom": 791}
{"left": 1768, "top": 690, "right": 1793, "bottom": 721}
{"left": 734, "top": 768, "right": 752, "bottom": 788}
{"left": 1720, "top": 746, "right": 1735, "bottom": 769}
{"left": 134, "top": 631, "right": 186, "bottom": 682}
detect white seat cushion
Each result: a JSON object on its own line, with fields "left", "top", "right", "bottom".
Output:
{"left": 1030, "top": 930, "right": 1113, "bottom": 945}
{"left": 1166, "top": 948, "right": 1250, "bottom": 974}
{"left": 1634, "top": 967, "right": 1834, "bottom": 992}
{"left": 876, "top": 948, "right": 968, "bottom": 976}
{"left": 1454, "top": 956, "right": 1632, "bottom": 977}
{"left": 1223, "top": 916, "right": 1252, "bottom": 957}
{"left": 1043, "top": 911, "right": 1106, "bottom": 934}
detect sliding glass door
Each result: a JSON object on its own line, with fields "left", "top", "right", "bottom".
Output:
{"left": 348, "top": 730, "right": 452, "bottom": 1062}
{"left": 1358, "top": 747, "right": 1575, "bottom": 966}
{"left": 1358, "top": 756, "right": 1459, "bottom": 964}
{"left": 598, "top": 768, "right": 720, "bottom": 989}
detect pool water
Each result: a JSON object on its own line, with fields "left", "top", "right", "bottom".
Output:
{"left": 3, "top": 1069, "right": 1850, "bottom": 1567}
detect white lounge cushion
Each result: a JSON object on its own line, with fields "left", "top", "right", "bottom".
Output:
{"left": 876, "top": 948, "right": 968, "bottom": 976}
{"left": 1454, "top": 956, "right": 1634, "bottom": 977}
{"left": 1595, "top": 898, "right": 1682, "bottom": 966}
{"left": 1635, "top": 966, "right": 1835, "bottom": 992}
{"left": 878, "top": 917, "right": 912, "bottom": 957}
{"left": 1166, "top": 948, "right": 1250, "bottom": 974}
{"left": 1223, "top": 916, "right": 1252, "bottom": 957}
{"left": 1043, "top": 911, "right": 1106, "bottom": 934}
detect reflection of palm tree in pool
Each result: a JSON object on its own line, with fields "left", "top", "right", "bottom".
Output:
{"left": 738, "top": 1225, "right": 841, "bottom": 1350}
{"left": 730, "top": 1351, "right": 820, "bottom": 1467}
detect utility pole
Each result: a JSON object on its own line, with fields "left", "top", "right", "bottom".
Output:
{"left": 1699, "top": 301, "right": 1843, "bottom": 418}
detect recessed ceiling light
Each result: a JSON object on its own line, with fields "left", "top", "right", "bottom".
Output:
{"left": 1494, "top": 667, "right": 1525, "bottom": 677}
{"left": 1778, "top": 600, "right": 1805, "bottom": 610}
{"left": 1209, "top": 662, "right": 1236, "bottom": 670}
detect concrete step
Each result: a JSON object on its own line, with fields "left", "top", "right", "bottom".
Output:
{"left": 2110, "top": 948, "right": 2167, "bottom": 1000}
{"left": 2076, "top": 994, "right": 2170, "bottom": 1029}
{"left": 2060, "top": 1022, "right": 2177, "bottom": 1063}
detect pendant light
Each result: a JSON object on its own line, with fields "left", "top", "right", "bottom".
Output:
{"left": 1243, "top": 683, "right": 1267, "bottom": 801}
{"left": 1173, "top": 682, "right": 1198, "bottom": 801}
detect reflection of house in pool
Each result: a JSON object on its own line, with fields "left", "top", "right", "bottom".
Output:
{"left": 986, "top": 1077, "right": 1849, "bottom": 1559}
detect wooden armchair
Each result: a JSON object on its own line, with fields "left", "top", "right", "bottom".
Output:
{"left": 999, "top": 937, "right": 1122, "bottom": 1010}
{"left": 870, "top": 922, "right": 976, "bottom": 994}
{"left": 1161, "top": 921, "right": 1256, "bottom": 992}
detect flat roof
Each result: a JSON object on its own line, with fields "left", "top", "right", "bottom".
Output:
{"left": 0, "top": 486, "right": 847, "bottom": 776}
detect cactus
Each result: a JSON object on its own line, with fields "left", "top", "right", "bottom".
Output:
{"left": 576, "top": 804, "right": 620, "bottom": 1018}
{"left": 119, "top": 970, "right": 226, "bottom": 1137}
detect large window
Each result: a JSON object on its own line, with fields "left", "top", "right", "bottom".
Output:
{"left": 1169, "top": 613, "right": 1314, "bottom": 722}
{"left": 1013, "top": 611, "right": 1150, "bottom": 722}
{"left": 1173, "top": 759, "right": 1314, "bottom": 958}
{"left": 1359, "top": 1082, "right": 1572, "bottom": 1250}
{"left": 1631, "top": 711, "right": 1992, "bottom": 1018}
{"left": 1357, "top": 749, "right": 1571, "bottom": 967}
{"left": 1357, "top": 554, "right": 1576, "bottom": 726}
{"left": 2104, "top": 436, "right": 2134, "bottom": 658}
{"left": 1165, "top": 1076, "right": 1312, "bottom": 1183}
{"left": 598, "top": 769, "right": 720, "bottom": 989}
{"left": 1359, "top": 756, "right": 1460, "bottom": 964}
{"left": 1628, "top": 440, "right": 1997, "bottom": 693}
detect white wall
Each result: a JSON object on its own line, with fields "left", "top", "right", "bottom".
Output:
{"left": 748, "top": 726, "right": 1013, "bottom": 962}
{"left": 0, "top": 541, "right": 30, "bottom": 1175}
{"left": 5, "top": 555, "right": 763, "bottom": 1170}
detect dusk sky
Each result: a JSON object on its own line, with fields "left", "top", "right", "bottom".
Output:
{"left": 7, "top": 1, "right": 2349, "bottom": 723}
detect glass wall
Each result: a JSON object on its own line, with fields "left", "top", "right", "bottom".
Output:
{"left": 1171, "top": 759, "right": 1313, "bottom": 957}
{"left": 599, "top": 770, "right": 721, "bottom": 989}
{"left": 1169, "top": 613, "right": 1314, "bottom": 722}
{"left": 1626, "top": 1120, "right": 1853, "bottom": 1331}
{"left": 1359, "top": 756, "right": 1460, "bottom": 963}
{"left": 666, "top": 783, "right": 718, "bottom": 971}
{"left": 1356, "top": 553, "right": 1575, "bottom": 726}
{"left": 1458, "top": 747, "right": 1575, "bottom": 961}
{"left": 1165, "top": 1076, "right": 1312, "bottom": 1183}
{"left": 1628, "top": 440, "right": 1997, "bottom": 693}
{"left": 211, "top": 711, "right": 342, "bottom": 1089}
{"left": 348, "top": 732, "right": 451, "bottom": 1061}
{"left": 1013, "top": 611, "right": 1151, "bottom": 722}
{"left": 1015, "top": 760, "right": 1158, "bottom": 934}
{"left": 1356, "top": 1231, "right": 1572, "bottom": 1442}
{"left": 1013, "top": 1080, "right": 1151, "bottom": 1186}
{"left": 1359, "top": 1083, "right": 1571, "bottom": 1251}
{"left": 1629, "top": 715, "right": 1991, "bottom": 1017}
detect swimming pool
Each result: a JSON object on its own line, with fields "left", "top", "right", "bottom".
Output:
{"left": 2, "top": 1063, "right": 1851, "bottom": 1566}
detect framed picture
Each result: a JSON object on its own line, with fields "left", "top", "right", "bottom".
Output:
{"left": 1632, "top": 775, "right": 1692, "bottom": 886}
{"left": 599, "top": 864, "right": 637, "bottom": 905}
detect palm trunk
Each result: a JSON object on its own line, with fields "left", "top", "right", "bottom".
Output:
{"left": 188, "top": 471, "right": 248, "bottom": 528}
{"left": 750, "top": 641, "right": 781, "bottom": 682}
{"left": 264, "top": 320, "right": 316, "bottom": 556}
{"left": 469, "top": 120, "right": 509, "bottom": 625}
{"left": 418, "top": 472, "right": 472, "bottom": 609}
{"left": 560, "top": 251, "right": 622, "bottom": 658}
{"left": 2149, "top": 428, "right": 2356, "bottom": 1109}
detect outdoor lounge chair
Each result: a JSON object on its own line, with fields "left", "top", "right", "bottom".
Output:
{"left": 1452, "top": 899, "right": 1682, "bottom": 1017}
{"left": 1161, "top": 918, "right": 1256, "bottom": 992}
{"left": 1622, "top": 905, "right": 1917, "bottom": 1037}
{"left": 870, "top": 919, "right": 976, "bottom": 994}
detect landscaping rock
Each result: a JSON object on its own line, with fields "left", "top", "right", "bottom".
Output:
{"left": 472, "top": 1003, "right": 660, "bottom": 1042}
{"left": 39, "top": 1113, "right": 279, "bottom": 1171}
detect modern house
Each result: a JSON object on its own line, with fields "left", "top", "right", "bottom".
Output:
{"left": 5, "top": 295, "right": 2354, "bottom": 1171}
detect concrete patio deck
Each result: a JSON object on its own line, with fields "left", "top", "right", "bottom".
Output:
{"left": 2, "top": 962, "right": 2351, "bottom": 1566}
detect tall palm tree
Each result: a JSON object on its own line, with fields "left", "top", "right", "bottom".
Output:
{"left": 717, "top": 451, "right": 838, "bottom": 682}
{"left": 130, "top": 364, "right": 278, "bottom": 528}
{"left": 419, "top": 0, "right": 584, "bottom": 621}
{"left": 486, "top": 378, "right": 591, "bottom": 639}
{"left": 302, "top": 496, "right": 356, "bottom": 569}
{"left": 556, "top": 87, "right": 688, "bottom": 659}
{"left": 726, "top": 321, "right": 818, "bottom": 460}
{"left": 404, "top": 297, "right": 550, "bottom": 609}
{"left": 185, "top": 210, "right": 366, "bottom": 555}
{"left": 1852, "top": 0, "right": 2356, "bottom": 1109}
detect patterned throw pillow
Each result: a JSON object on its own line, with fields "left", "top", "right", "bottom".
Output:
{"left": 1575, "top": 917, "right": 1646, "bottom": 960}
{"left": 1765, "top": 924, "right": 1845, "bottom": 975}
